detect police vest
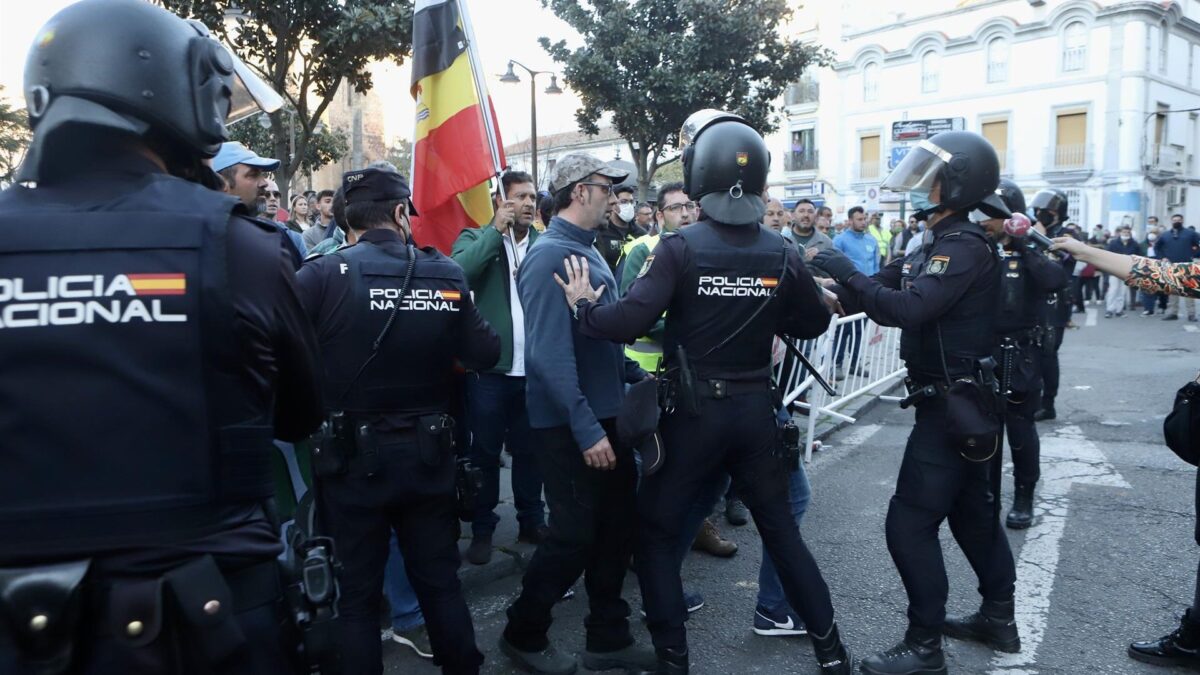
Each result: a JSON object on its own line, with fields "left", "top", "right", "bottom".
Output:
{"left": 0, "top": 175, "right": 273, "bottom": 558}
{"left": 663, "top": 221, "right": 787, "bottom": 380}
{"left": 623, "top": 234, "right": 663, "bottom": 371}
{"left": 898, "top": 225, "right": 998, "bottom": 379}
{"left": 996, "top": 247, "right": 1042, "bottom": 334}
{"left": 320, "top": 241, "right": 469, "bottom": 416}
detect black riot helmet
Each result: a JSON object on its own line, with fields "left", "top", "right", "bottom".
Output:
{"left": 17, "top": 0, "right": 282, "bottom": 183}
{"left": 994, "top": 179, "right": 1027, "bottom": 215}
{"left": 881, "top": 130, "right": 1009, "bottom": 220}
{"left": 1029, "top": 189, "right": 1069, "bottom": 227}
{"left": 679, "top": 109, "right": 769, "bottom": 226}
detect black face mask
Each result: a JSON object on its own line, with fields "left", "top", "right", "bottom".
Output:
{"left": 1035, "top": 210, "right": 1056, "bottom": 227}
{"left": 1174, "top": 221, "right": 1184, "bottom": 230}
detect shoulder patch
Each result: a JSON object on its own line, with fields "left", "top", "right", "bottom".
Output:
{"left": 637, "top": 254, "right": 655, "bottom": 278}
{"left": 926, "top": 255, "right": 950, "bottom": 275}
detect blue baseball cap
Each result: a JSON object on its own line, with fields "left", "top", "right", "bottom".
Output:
{"left": 211, "top": 142, "right": 280, "bottom": 173}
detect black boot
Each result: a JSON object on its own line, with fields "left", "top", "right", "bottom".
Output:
{"left": 1033, "top": 403, "right": 1056, "bottom": 421}
{"left": 944, "top": 598, "right": 1021, "bottom": 653}
{"left": 810, "top": 623, "right": 853, "bottom": 674}
{"left": 1129, "top": 609, "right": 1200, "bottom": 669}
{"left": 636, "top": 647, "right": 688, "bottom": 675}
{"left": 1005, "top": 483, "right": 1035, "bottom": 530}
{"left": 860, "top": 627, "right": 945, "bottom": 675}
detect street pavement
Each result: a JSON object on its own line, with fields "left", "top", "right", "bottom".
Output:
{"left": 386, "top": 299, "right": 1200, "bottom": 674}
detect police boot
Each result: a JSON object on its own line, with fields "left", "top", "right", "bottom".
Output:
{"left": 1033, "top": 403, "right": 1056, "bottom": 421}
{"left": 635, "top": 647, "right": 688, "bottom": 675}
{"left": 943, "top": 599, "right": 1021, "bottom": 653}
{"left": 810, "top": 622, "right": 853, "bottom": 674}
{"left": 1005, "top": 483, "right": 1035, "bottom": 530}
{"left": 860, "top": 627, "right": 946, "bottom": 675}
{"left": 1129, "top": 609, "right": 1200, "bottom": 670}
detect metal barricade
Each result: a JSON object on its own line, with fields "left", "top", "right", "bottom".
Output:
{"left": 774, "top": 313, "right": 906, "bottom": 461}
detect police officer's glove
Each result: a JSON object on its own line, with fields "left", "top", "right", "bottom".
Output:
{"left": 810, "top": 249, "right": 862, "bottom": 285}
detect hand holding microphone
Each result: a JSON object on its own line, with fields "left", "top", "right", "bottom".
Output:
{"left": 1004, "top": 212, "right": 1068, "bottom": 259}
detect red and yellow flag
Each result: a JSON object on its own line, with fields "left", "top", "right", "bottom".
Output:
{"left": 409, "top": 0, "right": 505, "bottom": 254}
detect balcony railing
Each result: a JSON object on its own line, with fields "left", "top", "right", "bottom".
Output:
{"left": 784, "top": 150, "right": 819, "bottom": 172}
{"left": 863, "top": 82, "right": 878, "bottom": 102}
{"left": 856, "top": 160, "right": 881, "bottom": 181}
{"left": 1151, "top": 145, "right": 1186, "bottom": 173}
{"left": 1062, "top": 46, "right": 1086, "bottom": 72}
{"left": 785, "top": 80, "right": 819, "bottom": 106}
{"left": 987, "top": 61, "right": 1008, "bottom": 83}
{"left": 1045, "top": 143, "right": 1092, "bottom": 171}
{"left": 921, "top": 72, "right": 939, "bottom": 93}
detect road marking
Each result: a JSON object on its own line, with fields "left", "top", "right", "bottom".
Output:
{"left": 824, "top": 423, "right": 882, "bottom": 451}
{"left": 1085, "top": 308, "right": 1098, "bottom": 327}
{"left": 989, "top": 425, "right": 1130, "bottom": 674}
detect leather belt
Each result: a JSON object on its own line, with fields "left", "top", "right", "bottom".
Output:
{"left": 697, "top": 379, "right": 772, "bottom": 399}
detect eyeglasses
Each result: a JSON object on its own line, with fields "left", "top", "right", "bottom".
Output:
{"left": 661, "top": 202, "right": 698, "bottom": 213}
{"left": 578, "top": 182, "right": 615, "bottom": 195}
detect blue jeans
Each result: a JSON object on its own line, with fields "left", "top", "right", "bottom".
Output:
{"left": 465, "top": 372, "right": 545, "bottom": 536}
{"left": 836, "top": 320, "right": 863, "bottom": 368}
{"left": 384, "top": 533, "right": 424, "bottom": 632}
{"left": 756, "top": 464, "right": 813, "bottom": 613}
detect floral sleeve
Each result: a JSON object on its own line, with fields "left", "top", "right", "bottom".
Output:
{"left": 1127, "top": 256, "right": 1200, "bottom": 298}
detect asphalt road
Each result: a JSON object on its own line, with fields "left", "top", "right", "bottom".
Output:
{"left": 387, "top": 300, "right": 1200, "bottom": 674}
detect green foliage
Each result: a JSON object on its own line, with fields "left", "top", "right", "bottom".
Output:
{"left": 540, "top": 0, "right": 829, "bottom": 199}
{"left": 0, "top": 87, "right": 30, "bottom": 185}
{"left": 385, "top": 138, "right": 413, "bottom": 177}
{"left": 227, "top": 116, "right": 349, "bottom": 178}
{"left": 159, "top": 0, "right": 413, "bottom": 196}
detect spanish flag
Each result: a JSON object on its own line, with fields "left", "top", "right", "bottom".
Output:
{"left": 410, "top": 0, "right": 505, "bottom": 254}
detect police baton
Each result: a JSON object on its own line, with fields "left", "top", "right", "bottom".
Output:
{"left": 778, "top": 337, "right": 838, "bottom": 397}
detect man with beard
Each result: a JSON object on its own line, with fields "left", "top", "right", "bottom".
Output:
{"left": 452, "top": 170, "right": 549, "bottom": 565}
{"left": 787, "top": 198, "right": 833, "bottom": 254}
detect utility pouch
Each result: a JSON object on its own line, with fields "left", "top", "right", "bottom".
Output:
{"left": 776, "top": 419, "right": 802, "bottom": 472}
{"left": 455, "top": 457, "right": 484, "bottom": 522}
{"left": 944, "top": 378, "right": 1003, "bottom": 462}
{"left": 674, "top": 346, "right": 701, "bottom": 417}
{"left": 312, "top": 411, "right": 352, "bottom": 477}
{"left": 416, "top": 414, "right": 455, "bottom": 467}
{"left": 161, "top": 555, "right": 245, "bottom": 666}
{"left": 354, "top": 424, "right": 380, "bottom": 477}
{"left": 0, "top": 558, "right": 90, "bottom": 674}
{"left": 1041, "top": 326, "right": 1059, "bottom": 357}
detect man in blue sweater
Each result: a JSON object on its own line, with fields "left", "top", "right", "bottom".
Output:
{"left": 500, "top": 153, "right": 655, "bottom": 674}
{"left": 1155, "top": 213, "right": 1200, "bottom": 320}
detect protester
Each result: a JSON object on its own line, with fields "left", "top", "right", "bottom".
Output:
{"left": 286, "top": 193, "right": 310, "bottom": 233}
{"left": 1105, "top": 226, "right": 1140, "bottom": 317}
{"left": 303, "top": 188, "right": 337, "bottom": 249}
{"left": 595, "top": 183, "right": 645, "bottom": 275}
{"left": 890, "top": 217, "right": 915, "bottom": 259}
{"left": 831, "top": 205, "right": 878, "bottom": 379}
{"left": 635, "top": 202, "right": 655, "bottom": 232}
{"left": 263, "top": 178, "right": 286, "bottom": 222}
{"left": 211, "top": 142, "right": 305, "bottom": 263}
{"left": 763, "top": 197, "right": 787, "bottom": 232}
{"left": 1142, "top": 227, "right": 1168, "bottom": 315}
{"left": 1155, "top": 213, "right": 1200, "bottom": 321}
{"left": 866, "top": 212, "right": 892, "bottom": 267}
{"left": 788, "top": 198, "right": 834, "bottom": 254}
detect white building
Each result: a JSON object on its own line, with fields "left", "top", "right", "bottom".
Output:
{"left": 504, "top": 126, "right": 631, "bottom": 191}
{"left": 768, "top": 0, "right": 1200, "bottom": 235}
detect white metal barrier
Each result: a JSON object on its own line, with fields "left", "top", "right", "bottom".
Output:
{"left": 773, "top": 313, "right": 907, "bottom": 460}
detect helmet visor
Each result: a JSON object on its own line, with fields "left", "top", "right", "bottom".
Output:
{"left": 225, "top": 44, "right": 283, "bottom": 124}
{"left": 679, "top": 109, "right": 743, "bottom": 149}
{"left": 879, "top": 139, "right": 951, "bottom": 194}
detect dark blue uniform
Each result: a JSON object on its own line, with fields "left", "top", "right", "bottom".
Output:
{"left": 0, "top": 151, "right": 323, "bottom": 674}
{"left": 1037, "top": 231, "right": 1076, "bottom": 416}
{"left": 295, "top": 228, "right": 498, "bottom": 675}
{"left": 995, "top": 243, "right": 1068, "bottom": 487}
{"left": 576, "top": 219, "right": 836, "bottom": 654}
{"left": 835, "top": 213, "right": 1017, "bottom": 639}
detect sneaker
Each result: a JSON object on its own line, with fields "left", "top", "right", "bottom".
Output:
{"left": 391, "top": 625, "right": 434, "bottom": 659}
{"left": 560, "top": 587, "right": 576, "bottom": 602}
{"left": 640, "top": 591, "right": 705, "bottom": 619}
{"left": 1164, "top": 315, "right": 1180, "bottom": 321}
{"left": 725, "top": 498, "right": 749, "bottom": 526}
{"left": 1143, "top": 310, "right": 1154, "bottom": 316}
{"left": 1104, "top": 312, "right": 1113, "bottom": 319}
{"left": 753, "top": 605, "right": 807, "bottom": 637}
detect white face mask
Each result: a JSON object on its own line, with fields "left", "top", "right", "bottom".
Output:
{"left": 1149, "top": 233, "right": 1158, "bottom": 242}
{"left": 1121, "top": 234, "right": 1131, "bottom": 241}
{"left": 618, "top": 203, "right": 635, "bottom": 222}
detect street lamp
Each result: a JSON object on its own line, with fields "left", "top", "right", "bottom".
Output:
{"left": 500, "top": 60, "right": 563, "bottom": 191}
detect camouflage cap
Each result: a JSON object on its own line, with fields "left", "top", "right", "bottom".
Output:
{"left": 547, "top": 153, "right": 628, "bottom": 193}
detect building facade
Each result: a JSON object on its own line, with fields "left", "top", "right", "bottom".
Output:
{"left": 769, "top": 0, "right": 1200, "bottom": 235}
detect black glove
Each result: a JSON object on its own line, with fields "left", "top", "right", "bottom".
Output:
{"left": 810, "top": 249, "right": 862, "bottom": 285}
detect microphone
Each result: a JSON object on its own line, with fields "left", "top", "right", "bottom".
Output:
{"left": 1004, "top": 212, "right": 1067, "bottom": 258}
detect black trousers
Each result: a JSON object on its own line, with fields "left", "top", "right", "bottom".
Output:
{"left": 504, "top": 419, "right": 638, "bottom": 654}
{"left": 886, "top": 396, "right": 1017, "bottom": 633}
{"left": 318, "top": 431, "right": 482, "bottom": 675}
{"left": 638, "top": 391, "right": 835, "bottom": 651}
{"left": 1038, "top": 326, "right": 1065, "bottom": 407}
{"left": 1006, "top": 387, "right": 1042, "bottom": 486}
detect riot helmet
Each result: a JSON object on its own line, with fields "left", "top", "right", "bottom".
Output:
{"left": 17, "top": 0, "right": 282, "bottom": 183}
{"left": 679, "top": 109, "right": 769, "bottom": 226}
{"left": 880, "top": 130, "right": 1008, "bottom": 220}
{"left": 994, "top": 179, "right": 1027, "bottom": 215}
{"left": 1029, "top": 189, "right": 1069, "bottom": 228}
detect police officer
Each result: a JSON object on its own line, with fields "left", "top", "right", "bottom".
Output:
{"left": 975, "top": 182, "right": 1069, "bottom": 531}
{"left": 558, "top": 110, "right": 853, "bottom": 674}
{"left": 812, "top": 131, "right": 1020, "bottom": 674}
{"left": 295, "top": 167, "right": 499, "bottom": 675}
{"left": 1029, "top": 189, "right": 1073, "bottom": 422}
{"left": 0, "top": 1, "right": 323, "bottom": 672}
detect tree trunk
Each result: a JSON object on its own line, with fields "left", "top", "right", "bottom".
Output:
{"left": 272, "top": 115, "right": 292, "bottom": 203}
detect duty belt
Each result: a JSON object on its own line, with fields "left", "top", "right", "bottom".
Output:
{"left": 696, "top": 378, "right": 773, "bottom": 399}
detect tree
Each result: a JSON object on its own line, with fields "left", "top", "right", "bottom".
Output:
{"left": 0, "top": 87, "right": 30, "bottom": 185}
{"left": 159, "top": 0, "right": 413, "bottom": 199}
{"left": 227, "top": 116, "right": 349, "bottom": 184}
{"left": 540, "top": 0, "right": 829, "bottom": 199}
{"left": 385, "top": 138, "right": 413, "bottom": 177}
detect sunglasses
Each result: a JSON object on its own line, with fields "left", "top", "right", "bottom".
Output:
{"left": 265, "top": 191, "right": 282, "bottom": 198}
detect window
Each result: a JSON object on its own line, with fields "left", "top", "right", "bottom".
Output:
{"left": 787, "top": 128, "right": 817, "bottom": 172}
{"left": 921, "top": 51, "right": 941, "bottom": 93}
{"left": 785, "top": 74, "right": 819, "bottom": 106}
{"left": 859, "top": 134, "right": 880, "bottom": 179}
{"left": 1054, "top": 111, "right": 1088, "bottom": 168}
{"left": 1063, "top": 188, "right": 1083, "bottom": 223}
{"left": 1160, "top": 22, "right": 1170, "bottom": 74}
{"left": 982, "top": 120, "right": 1009, "bottom": 171}
{"left": 1062, "top": 21, "right": 1087, "bottom": 72}
{"left": 986, "top": 37, "right": 1009, "bottom": 83}
{"left": 863, "top": 62, "right": 879, "bottom": 102}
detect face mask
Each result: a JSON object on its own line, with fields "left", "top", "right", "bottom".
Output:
{"left": 1121, "top": 234, "right": 1131, "bottom": 241}
{"left": 1035, "top": 210, "right": 1055, "bottom": 227}
{"left": 1175, "top": 221, "right": 1184, "bottom": 230}
{"left": 618, "top": 203, "right": 635, "bottom": 222}
{"left": 910, "top": 190, "right": 935, "bottom": 212}
{"left": 1149, "top": 233, "right": 1158, "bottom": 242}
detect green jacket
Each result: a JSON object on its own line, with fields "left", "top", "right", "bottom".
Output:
{"left": 452, "top": 225, "right": 538, "bottom": 374}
